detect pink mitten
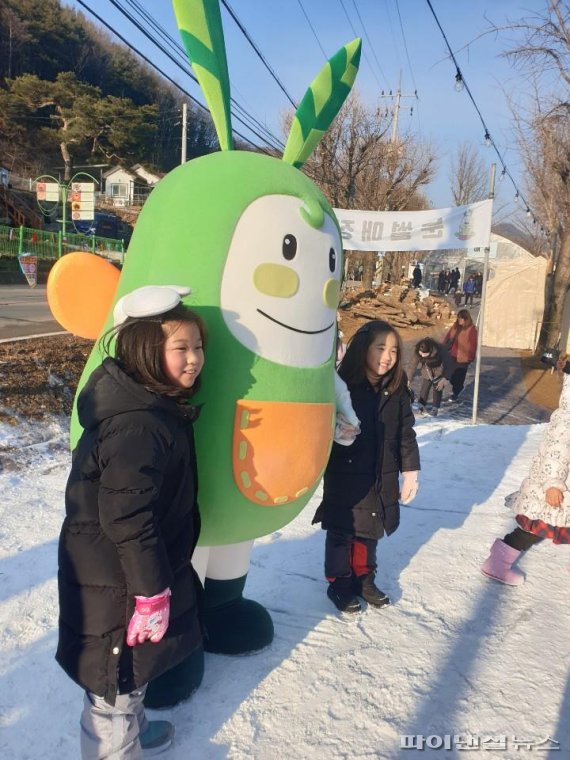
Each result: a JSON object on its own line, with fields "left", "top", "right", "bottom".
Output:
{"left": 126, "top": 588, "right": 171, "bottom": 646}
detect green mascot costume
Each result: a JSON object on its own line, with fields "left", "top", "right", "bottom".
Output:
{"left": 47, "top": 0, "right": 361, "bottom": 707}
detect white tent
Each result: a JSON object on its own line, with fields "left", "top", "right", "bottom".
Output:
{"left": 482, "top": 233, "right": 547, "bottom": 350}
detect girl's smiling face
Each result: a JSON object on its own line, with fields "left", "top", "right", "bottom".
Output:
{"left": 161, "top": 321, "right": 205, "bottom": 389}
{"left": 365, "top": 331, "right": 398, "bottom": 384}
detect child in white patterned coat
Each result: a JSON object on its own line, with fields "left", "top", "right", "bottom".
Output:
{"left": 481, "top": 369, "right": 570, "bottom": 585}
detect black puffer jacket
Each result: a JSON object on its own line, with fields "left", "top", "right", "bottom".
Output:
{"left": 56, "top": 358, "right": 203, "bottom": 705}
{"left": 313, "top": 378, "right": 420, "bottom": 539}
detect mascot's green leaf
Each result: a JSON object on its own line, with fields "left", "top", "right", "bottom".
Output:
{"left": 283, "top": 38, "right": 362, "bottom": 169}
{"left": 173, "top": 0, "right": 233, "bottom": 151}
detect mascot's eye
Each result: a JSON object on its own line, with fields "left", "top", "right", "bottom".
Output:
{"left": 329, "top": 247, "right": 337, "bottom": 272}
{"left": 282, "top": 234, "right": 297, "bottom": 260}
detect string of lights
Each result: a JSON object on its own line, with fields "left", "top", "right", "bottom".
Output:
{"left": 424, "top": 0, "right": 548, "bottom": 235}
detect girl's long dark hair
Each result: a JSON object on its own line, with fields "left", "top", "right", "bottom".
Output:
{"left": 338, "top": 320, "right": 406, "bottom": 394}
{"left": 100, "top": 304, "right": 207, "bottom": 400}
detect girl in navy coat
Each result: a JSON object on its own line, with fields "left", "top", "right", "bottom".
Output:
{"left": 313, "top": 320, "right": 420, "bottom": 614}
{"left": 57, "top": 286, "right": 206, "bottom": 758}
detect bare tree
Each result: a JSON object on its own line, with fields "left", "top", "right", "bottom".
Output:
{"left": 497, "top": 1, "right": 570, "bottom": 352}
{"left": 449, "top": 141, "right": 488, "bottom": 205}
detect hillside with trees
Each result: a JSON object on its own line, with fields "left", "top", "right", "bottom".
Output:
{"left": 0, "top": 0, "right": 217, "bottom": 177}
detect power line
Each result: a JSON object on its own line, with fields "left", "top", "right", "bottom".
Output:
{"left": 75, "top": 0, "right": 281, "bottom": 154}
{"left": 424, "top": 0, "right": 547, "bottom": 235}
{"left": 123, "top": 0, "right": 286, "bottom": 150}
{"left": 349, "top": 0, "right": 389, "bottom": 87}
{"left": 337, "top": 0, "right": 386, "bottom": 90}
{"left": 107, "top": 0, "right": 285, "bottom": 151}
{"left": 122, "top": 0, "right": 285, "bottom": 149}
{"left": 220, "top": 0, "right": 298, "bottom": 109}
{"left": 296, "top": 0, "right": 328, "bottom": 61}
{"left": 393, "top": 0, "right": 422, "bottom": 134}
{"left": 394, "top": 0, "right": 418, "bottom": 95}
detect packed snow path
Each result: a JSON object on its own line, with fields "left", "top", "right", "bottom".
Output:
{"left": 0, "top": 415, "right": 568, "bottom": 759}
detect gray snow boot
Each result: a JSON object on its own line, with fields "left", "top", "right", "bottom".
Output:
{"left": 353, "top": 572, "right": 390, "bottom": 608}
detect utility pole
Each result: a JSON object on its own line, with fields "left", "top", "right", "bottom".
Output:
{"left": 181, "top": 102, "right": 188, "bottom": 164}
{"left": 380, "top": 72, "right": 417, "bottom": 143}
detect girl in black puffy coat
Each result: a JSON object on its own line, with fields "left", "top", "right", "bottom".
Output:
{"left": 56, "top": 286, "right": 206, "bottom": 759}
{"left": 313, "top": 320, "right": 420, "bottom": 614}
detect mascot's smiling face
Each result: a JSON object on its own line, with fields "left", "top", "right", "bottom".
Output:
{"left": 220, "top": 194, "right": 342, "bottom": 368}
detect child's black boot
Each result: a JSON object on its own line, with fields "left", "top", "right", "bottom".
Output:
{"left": 327, "top": 577, "right": 361, "bottom": 614}
{"left": 354, "top": 572, "right": 390, "bottom": 608}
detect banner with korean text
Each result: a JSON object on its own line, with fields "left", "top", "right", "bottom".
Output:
{"left": 333, "top": 199, "right": 493, "bottom": 252}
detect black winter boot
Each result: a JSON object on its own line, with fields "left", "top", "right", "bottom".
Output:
{"left": 354, "top": 572, "right": 390, "bottom": 608}
{"left": 327, "top": 577, "right": 361, "bottom": 614}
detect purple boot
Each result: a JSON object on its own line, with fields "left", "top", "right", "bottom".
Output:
{"left": 481, "top": 539, "right": 524, "bottom": 586}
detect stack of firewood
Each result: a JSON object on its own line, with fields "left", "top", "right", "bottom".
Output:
{"left": 339, "top": 284, "right": 455, "bottom": 329}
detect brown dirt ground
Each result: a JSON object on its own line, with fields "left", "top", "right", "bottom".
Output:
{"left": 0, "top": 329, "right": 562, "bottom": 424}
{"left": 0, "top": 335, "right": 94, "bottom": 422}
{"left": 518, "top": 352, "right": 564, "bottom": 412}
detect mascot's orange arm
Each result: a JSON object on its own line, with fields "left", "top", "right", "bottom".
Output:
{"left": 47, "top": 252, "right": 120, "bottom": 339}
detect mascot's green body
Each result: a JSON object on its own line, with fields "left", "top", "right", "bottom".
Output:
{"left": 60, "top": 0, "right": 361, "bottom": 707}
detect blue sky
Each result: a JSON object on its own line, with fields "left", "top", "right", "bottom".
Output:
{"left": 64, "top": 0, "right": 547, "bottom": 213}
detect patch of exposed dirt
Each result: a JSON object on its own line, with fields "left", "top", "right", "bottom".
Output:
{"left": 0, "top": 301, "right": 562, "bottom": 424}
{"left": 0, "top": 335, "right": 94, "bottom": 422}
{"left": 518, "top": 352, "right": 564, "bottom": 412}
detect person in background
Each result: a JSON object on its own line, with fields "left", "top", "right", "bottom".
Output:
{"left": 412, "top": 263, "right": 422, "bottom": 289}
{"left": 463, "top": 275, "right": 476, "bottom": 306}
{"left": 443, "top": 309, "right": 478, "bottom": 404}
{"left": 437, "top": 270, "right": 446, "bottom": 294}
{"left": 474, "top": 271, "right": 483, "bottom": 297}
{"left": 449, "top": 267, "right": 461, "bottom": 294}
{"left": 481, "top": 363, "right": 570, "bottom": 584}
{"left": 56, "top": 286, "right": 206, "bottom": 759}
{"left": 312, "top": 320, "right": 420, "bottom": 614}
{"left": 407, "top": 337, "right": 452, "bottom": 417}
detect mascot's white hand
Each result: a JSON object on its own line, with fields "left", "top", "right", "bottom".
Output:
{"left": 334, "top": 412, "right": 360, "bottom": 446}
{"left": 334, "top": 372, "right": 360, "bottom": 427}
{"left": 401, "top": 471, "right": 419, "bottom": 505}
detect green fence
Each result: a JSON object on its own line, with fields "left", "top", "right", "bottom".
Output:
{"left": 0, "top": 224, "right": 125, "bottom": 263}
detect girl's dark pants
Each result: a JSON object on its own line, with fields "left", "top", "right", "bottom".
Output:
{"left": 503, "top": 527, "right": 544, "bottom": 551}
{"left": 418, "top": 378, "right": 442, "bottom": 409}
{"left": 325, "top": 529, "right": 377, "bottom": 580}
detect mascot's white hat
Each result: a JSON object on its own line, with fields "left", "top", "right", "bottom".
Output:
{"left": 113, "top": 285, "right": 192, "bottom": 326}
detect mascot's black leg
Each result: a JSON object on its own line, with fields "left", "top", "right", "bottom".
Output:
{"left": 144, "top": 644, "right": 205, "bottom": 709}
{"left": 203, "top": 574, "right": 274, "bottom": 654}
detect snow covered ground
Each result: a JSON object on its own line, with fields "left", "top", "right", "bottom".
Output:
{"left": 1, "top": 414, "right": 569, "bottom": 759}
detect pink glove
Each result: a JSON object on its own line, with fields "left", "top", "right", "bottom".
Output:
{"left": 126, "top": 588, "right": 171, "bottom": 647}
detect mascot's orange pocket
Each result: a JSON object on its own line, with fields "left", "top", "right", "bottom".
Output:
{"left": 233, "top": 401, "right": 334, "bottom": 506}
